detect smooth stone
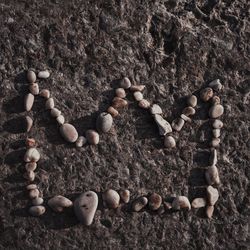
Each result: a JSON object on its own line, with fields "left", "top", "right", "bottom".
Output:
{"left": 187, "top": 95, "right": 197, "bottom": 107}
{"left": 172, "top": 118, "right": 185, "bottom": 131}
{"left": 209, "top": 105, "right": 224, "bottom": 118}
{"left": 120, "top": 77, "right": 131, "bottom": 89}
{"left": 138, "top": 99, "right": 150, "bottom": 109}
{"left": 26, "top": 184, "right": 37, "bottom": 190}
{"left": 213, "top": 129, "right": 221, "bottom": 138}
{"left": 96, "top": 112, "right": 113, "bottom": 133}
{"left": 102, "top": 189, "right": 120, "bottom": 209}
{"left": 115, "top": 88, "right": 126, "bottom": 98}
{"left": 24, "top": 171, "right": 35, "bottom": 182}
{"left": 148, "top": 193, "right": 162, "bottom": 210}
{"left": 164, "top": 136, "right": 176, "bottom": 148}
{"left": 133, "top": 91, "right": 143, "bottom": 101}
{"left": 26, "top": 138, "right": 36, "bottom": 147}
{"left": 200, "top": 87, "right": 213, "bottom": 102}
{"left": 56, "top": 115, "right": 65, "bottom": 125}
{"left": 32, "top": 197, "right": 44, "bottom": 206}
{"left": 29, "top": 206, "right": 46, "bottom": 216}
{"left": 107, "top": 106, "right": 119, "bottom": 117}
{"left": 211, "top": 96, "right": 220, "bottom": 105}
{"left": 74, "top": 191, "right": 98, "bottom": 225}
{"left": 48, "top": 195, "right": 73, "bottom": 212}
{"left": 112, "top": 97, "right": 128, "bottom": 109}
{"left": 45, "top": 98, "right": 55, "bottom": 109}
{"left": 39, "top": 89, "right": 50, "bottom": 99}
{"left": 209, "top": 149, "right": 217, "bottom": 166}
{"left": 86, "top": 130, "right": 99, "bottom": 145}
{"left": 172, "top": 196, "right": 191, "bottom": 210}
{"left": 29, "top": 83, "right": 39, "bottom": 95}
{"left": 181, "top": 114, "right": 191, "bottom": 123}
{"left": 206, "top": 205, "right": 214, "bottom": 219}
{"left": 130, "top": 85, "right": 145, "bottom": 92}
{"left": 50, "top": 108, "right": 61, "bottom": 118}
{"left": 24, "top": 148, "right": 40, "bottom": 162}
{"left": 29, "top": 189, "right": 40, "bottom": 199}
{"left": 24, "top": 93, "right": 34, "bottom": 111}
{"left": 132, "top": 197, "right": 148, "bottom": 212}
{"left": 207, "top": 186, "right": 219, "bottom": 206}
{"left": 205, "top": 165, "right": 220, "bottom": 185}
{"left": 150, "top": 104, "right": 163, "bottom": 115}
{"left": 182, "top": 106, "right": 195, "bottom": 116}
{"left": 213, "top": 119, "right": 223, "bottom": 129}
{"left": 191, "top": 198, "right": 206, "bottom": 208}
{"left": 27, "top": 70, "right": 36, "bottom": 83}
{"left": 75, "top": 136, "right": 87, "bottom": 147}
{"left": 38, "top": 70, "right": 50, "bottom": 79}
{"left": 119, "top": 190, "right": 130, "bottom": 203}
{"left": 211, "top": 138, "right": 220, "bottom": 148}
{"left": 25, "top": 116, "right": 33, "bottom": 132}
{"left": 60, "top": 123, "right": 78, "bottom": 143}
{"left": 25, "top": 162, "right": 37, "bottom": 171}
{"left": 154, "top": 114, "right": 172, "bottom": 135}
{"left": 209, "top": 79, "right": 222, "bottom": 92}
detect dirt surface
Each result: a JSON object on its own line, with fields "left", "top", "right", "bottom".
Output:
{"left": 0, "top": 0, "right": 250, "bottom": 249}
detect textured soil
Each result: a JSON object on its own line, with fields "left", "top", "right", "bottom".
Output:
{"left": 0, "top": 0, "right": 250, "bottom": 249}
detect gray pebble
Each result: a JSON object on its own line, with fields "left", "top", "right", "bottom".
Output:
{"left": 187, "top": 95, "right": 197, "bottom": 107}
{"left": 209, "top": 105, "right": 224, "bottom": 118}
{"left": 209, "top": 79, "right": 222, "bottom": 92}
{"left": 107, "top": 106, "right": 119, "bottom": 117}
{"left": 32, "top": 197, "right": 44, "bottom": 206}
{"left": 96, "top": 112, "right": 113, "bottom": 133}
{"left": 154, "top": 114, "right": 172, "bottom": 135}
{"left": 172, "top": 118, "right": 185, "bottom": 131}
{"left": 50, "top": 108, "right": 61, "bottom": 118}
{"left": 213, "top": 119, "right": 223, "bottom": 129}
{"left": 200, "top": 87, "right": 213, "bottom": 102}
{"left": 38, "top": 70, "right": 50, "bottom": 79}
{"left": 75, "top": 136, "right": 87, "bottom": 147}
{"left": 29, "top": 206, "right": 46, "bottom": 216}
{"left": 56, "top": 115, "right": 65, "bottom": 125}
{"left": 115, "top": 88, "right": 126, "bottom": 98}
{"left": 48, "top": 195, "right": 73, "bottom": 212}
{"left": 27, "top": 70, "right": 36, "bottom": 83}
{"left": 119, "top": 189, "right": 130, "bottom": 203}
{"left": 25, "top": 116, "right": 33, "bottom": 132}
{"left": 211, "top": 138, "right": 220, "bottom": 148}
{"left": 205, "top": 165, "right": 220, "bottom": 185}
{"left": 102, "top": 189, "right": 120, "bottom": 209}
{"left": 172, "top": 196, "right": 191, "bottom": 210}
{"left": 132, "top": 197, "right": 148, "bottom": 212}
{"left": 213, "top": 129, "right": 221, "bottom": 138}
{"left": 29, "top": 188, "right": 40, "bottom": 199}
{"left": 45, "top": 98, "right": 55, "bottom": 110}
{"left": 150, "top": 104, "right": 163, "bottom": 115}
{"left": 24, "top": 93, "right": 34, "bottom": 111}
{"left": 86, "top": 130, "right": 99, "bottom": 145}
{"left": 24, "top": 148, "right": 40, "bottom": 162}
{"left": 164, "top": 136, "right": 176, "bottom": 148}
{"left": 207, "top": 186, "right": 219, "bottom": 206}
{"left": 112, "top": 97, "right": 128, "bottom": 109}
{"left": 191, "top": 198, "right": 206, "bottom": 208}
{"left": 29, "top": 83, "right": 39, "bottom": 95}
{"left": 60, "top": 123, "right": 78, "bottom": 143}
{"left": 39, "top": 89, "right": 50, "bottom": 99}
{"left": 148, "top": 193, "right": 162, "bottom": 210}
{"left": 206, "top": 205, "right": 214, "bottom": 219}
{"left": 182, "top": 106, "right": 195, "bottom": 116}
{"left": 133, "top": 91, "right": 143, "bottom": 101}
{"left": 120, "top": 77, "right": 131, "bottom": 89}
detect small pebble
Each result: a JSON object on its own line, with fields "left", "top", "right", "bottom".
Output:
{"left": 27, "top": 70, "right": 36, "bottom": 83}
{"left": 164, "top": 136, "right": 176, "bottom": 148}
{"left": 102, "top": 189, "right": 120, "bottom": 209}
{"left": 39, "top": 89, "right": 50, "bottom": 99}
{"left": 213, "top": 129, "right": 220, "bottom": 138}
{"left": 24, "top": 93, "right": 34, "bottom": 111}
{"left": 45, "top": 98, "right": 55, "bottom": 110}
{"left": 119, "top": 190, "right": 130, "bottom": 203}
{"left": 206, "top": 205, "right": 214, "bottom": 219}
{"left": 209, "top": 105, "right": 224, "bottom": 118}
{"left": 25, "top": 162, "right": 37, "bottom": 171}
{"left": 191, "top": 198, "right": 206, "bottom": 208}
{"left": 112, "top": 97, "right": 128, "bottom": 109}
{"left": 209, "top": 149, "right": 217, "bottom": 166}
{"left": 50, "top": 108, "right": 61, "bottom": 118}
{"left": 26, "top": 138, "right": 36, "bottom": 148}
{"left": 211, "top": 138, "right": 220, "bottom": 148}
{"left": 154, "top": 114, "right": 172, "bottom": 135}
{"left": 120, "top": 77, "right": 131, "bottom": 89}
{"left": 132, "top": 197, "right": 148, "bottom": 212}
{"left": 187, "top": 95, "right": 197, "bottom": 107}
{"left": 48, "top": 195, "right": 73, "bottom": 212}
{"left": 200, "top": 87, "right": 213, "bottom": 102}
{"left": 211, "top": 96, "right": 220, "bottom": 105}
{"left": 29, "top": 83, "right": 39, "bottom": 95}
{"left": 24, "top": 148, "right": 40, "bottom": 162}
{"left": 60, "top": 123, "right": 78, "bottom": 143}
{"left": 96, "top": 112, "right": 113, "bottom": 133}
{"left": 26, "top": 184, "right": 37, "bottom": 190}
{"left": 180, "top": 114, "right": 191, "bottom": 123}
{"left": 208, "top": 79, "right": 222, "bottom": 92}
{"left": 172, "top": 196, "right": 191, "bottom": 210}
{"left": 183, "top": 106, "right": 195, "bottom": 116}
{"left": 29, "top": 206, "right": 46, "bottom": 216}
{"left": 130, "top": 85, "right": 145, "bottom": 92}
{"left": 25, "top": 116, "right": 33, "bottom": 132}
{"left": 107, "top": 106, "right": 119, "bottom": 117}
{"left": 150, "top": 104, "right": 163, "bottom": 115}
{"left": 24, "top": 171, "right": 35, "bottom": 182}
{"left": 172, "top": 118, "right": 185, "bottom": 131}
{"left": 56, "top": 115, "right": 65, "bottom": 125}
{"left": 86, "top": 130, "right": 99, "bottom": 145}
{"left": 148, "top": 193, "right": 162, "bottom": 210}
{"left": 133, "top": 91, "right": 143, "bottom": 101}
{"left": 205, "top": 165, "right": 220, "bottom": 185}
{"left": 38, "top": 70, "right": 50, "bottom": 79}
{"left": 212, "top": 119, "right": 223, "bottom": 129}
{"left": 115, "top": 88, "right": 126, "bottom": 98}
{"left": 75, "top": 136, "right": 87, "bottom": 147}
{"left": 32, "top": 197, "right": 44, "bottom": 206}
{"left": 138, "top": 99, "right": 150, "bottom": 109}
{"left": 207, "top": 186, "right": 219, "bottom": 206}
{"left": 29, "top": 189, "right": 40, "bottom": 199}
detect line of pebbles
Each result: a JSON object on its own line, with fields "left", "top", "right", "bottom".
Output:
{"left": 23, "top": 70, "right": 223, "bottom": 224}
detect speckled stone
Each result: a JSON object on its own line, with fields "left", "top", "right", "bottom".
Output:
{"left": 25, "top": 116, "right": 33, "bottom": 132}
{"left": 102, "top": 189, "right": 120, "bottom": 209}
{"left": 29, "top": 206, "right": 45, "bottom": 216}
{"left": 132, "top": 197, "right": 148, "bottom": 212}
{"left": 119, "top": 189, "right": 130, "bottom": 203}
{"left": 32, "top": 197, "right": 44, "bottom": 206}
{"left": 154, "top": 114, "right": 172, "bottom": 135}
{"left": 191, "top": 198, "right": 206, "bottom": 208}
{"left": 209, "top": 105, "right": 224, "bottom": 118}
{"left": 172, "top": 196, "right": 191, "bottom": 210}
{"left": 200, "top": 87, "right": 213, "bottom": 102}
{"left": 86, "top": 130, "right": 99, "bottom": 145}
{"left": 96, "top": 112, "right": 113, "bottom": 133}
{"left": 48, "top": 195, "right": 73, "bottom": 212}
{"left": 148, "top": 193, "right": 162, "bottom": 210}
{"left": 60, "top": 123, "right": 78, "bottom": 143}
{"left": 205, "top": 165, "right": 220, "bottom": 185}
{"left": 164, "top": 136, "right": 176, "bottom": 148}
{"left": 27, "top": 70, "right": 36, "bottom": 83}
{"left": 207, "top": 186, "right": 219, "bottom": 206}
{"left": 211, "top": 96, "right": 220, "bottom": 105}
{"left": 130, "top": 85, "right": 145, "bottom": 92}
{"left": 107, "top": 106, "right": 119, "bottom": 117}
{"left": 24, "top": 93, "right": 34, "bottom": 111}
{"left": 120, "top": 77, "right": 131, "bottom": 89}
{"left": 24, "top": 148, "right": 40, "bottom": 162}
{"left": 187, "top": 95, "right": 197, "bottom": 107}
{"left": 38, "top": 70, "right": 50, "bottom": 79}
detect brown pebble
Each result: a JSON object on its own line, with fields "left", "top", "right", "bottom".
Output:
{"left": 39, "top": 89, "right": 50, "bottom": 99}
{"left": 187, "top": 95, "right": 197, "bottom": 107}
{"left": 25, "top": 116, "right": 33, "bottom": 132}
{"left": 29, "top": 83, "right": 39, "bottom": 95}
{"left": 206, "top": 205, "right": 214, "bottom": 219}
{"left": 29, "top": 206, "right": 45, "bottom": 216}
{"left": 86, "top": 130, "right": 99, "bottom": 145}
{"left": 25, "top": 162, "right": 37, "bottom": 171}
{"left": 182, "top": 106, "right": 195, "bottom": 116}
{"left": 191, "top": 198, "right": 206, "bottom": 208}
{"left": 180, "top": 114, "right": 191, "bottom": 123}
{"left": 119, "top": 189, "right": 130, "bottom": 203}
{"left": 148, "top": 193, "right": 162, "bottom": 210}
{"left": 27, "top": 70, "right": 36, "bottom": 83}
{"left": 26, "top": 184, "right": 37, "bottom": 190}
{"left": 24, "top": 93, "right": 34, "bottom": 111}
{"left": 130, "top": 85, "right": 146, "bottom": 92}
{"left": 120, "top": 77, "right": 131, "bottom": 89}
{"left": 29, "top": 189, "right": 40, "bottom": 199}
{"left": 50, "top": 108, "right": 61, "bottom": 118}
{"left": 172, "top": 196, "right": 191, "bottom": 210}
{"left": 112, "top": 97, "right": 128, "bottom": 109}
{"left": 115, "top": 88, "right": 126, "bottom": 98}
{"left": 138, "top": 99, "right": 150, "bottom": 109}
{"left": 107, "top": 106, "right": 119, "bottom": 117}
{"left": 200, "top": 87, "right": 213, "bottom": 102}
{"left": 25, "top": 138, "right": 36, "bottom": 148}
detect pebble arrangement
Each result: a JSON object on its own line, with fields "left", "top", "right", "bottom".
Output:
{"left": 21, "top": 69, "right": 224, "bottom": 224}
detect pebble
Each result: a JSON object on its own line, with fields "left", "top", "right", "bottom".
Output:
{"left": 148, "top": 193, "right": 162, "bottom": 210}
{"left": 164, "top": 202, "right": 172, "bottom": 210}
{"left": 200, "top": 87, "right": 214, "bottom": 102}
{"left": 172, "top": 196, "right": 191, "bottom": 210}
{"left": 24, "top": 148, "right": 40, "bottom": 162}
{"left": 207, "top": 186, "right": 219, "bottom": 206}
{"left": 27, "top": 70, "right": 36, "bottom": 83}
{"left": 119, "top": 189, "right": 130, "bottom": 203}
{"left": 211, "top": 96, "right": 220, "bottom": 105}
{"left": 172, "top": 118, "right": 185, "bottom": 131}
{"left": 182, "top": 106, "right": 195, "bottom": 116}
{"left": 29, "top": 189, "right": 40, "bottom": 199}
{"left": 48, "top": 195, "right": 73, "bottom": 212}
{"left": 76, "top": 136, "right": 87, "bottom": 147}
{"left": 26, "top": 184, "right": 37, "bottom": 190}
{"left": 212, "top": 119, "right": 223, "bottom": 129}
{"left": 213, "top": 129, "right": 221, "bottom": 138}
{"left": 25, "top": 116, "right": 33, "bottom": 132}
{"left": 130, "top": 85, "right": 145, "bottom": 92}
{"left": 164, "top": 136, "right": 176, "bottom": 148}
{"left": 60, "top": 123, "right": 78, "bottom": 143}
{"left": 45, "top": 98, "right": 55, "bottom": 110}
{"left": 24, "top": 93, "right": 34, "bottom": 111}
{"left": 50, "top": 108, "right": 61, "bottom": 118}
{"left": 112, "top": 97, "right": 128, "bottom": 109}
{"left": 205, "top": 165, "right": 220, "bottom": 185}
{"left": 209, "top": 79, "right": 222, "bottom": 92}
{"left": 120, "top": 77, "right": 131, "bottom": 89}
{"left": 191, "top": 198, "right": 206, "bottom": 208}
{"left": 132, "top": 197, "right": 148, "bottom": 212}
{"left": 102, "top": 189, "right": 120, "bottom": 209}
{"left": 209, "top": 105, "right": 224, "bottom": 118}
{"left": 209, "top": 149, "right": 217, "bottom": 166}
{"left": 154, "top": 114, "right": 172, "bottom": 135}
{"left": 187, "top": 95, "right": 197, "bottom": 107}
{"left": 107, "top": 106, "right": 119, "bottom": 117}
{"left": 74, "top": 191, "right": 98, "bottom": 225}
{"left": 26, "top": 138, "right": 36, "bottom": 147}
{"left": 96, "top": 112, "right": 113, "bottom": 133}
{"left": 32, "top": 197, "right": 44, "bottom": 206}
{"left": 115, "top": 88, "right": 126, "bottom": 98}
{"left": 86, "top": 130, "right": 99, "bottom": 145}
{"left": 206, "top": 205, "right": 214, "bottom": 219}
{"left": 29, "top": 83, "right": 39, "bottom": 95}
{"left": 29, "top": 206, "right": 46, "bottom": 216}
{"left": 24, "top": 171, "right": 35, "bottom": 182}
{"left": 138, "top": 99, "right": 150, "bottom": 109}
{"left": 38, "top": 70, "right": 50, "bottom": 79}
{"left": 180, "top": 114, "right": 191, "bottom": 123}
{"left": 133, "top": 91, "right": 143, "bottom": 101}
{"left": 211, "top": 138, "right": 220, "bottom": 147}
{"left": 39, "top": 89, "right": 50, "bottom": 99}
{"left": 25, "top": 162, "right": 37, "bottom": 171}
{"left": 56, "top": 115, "right": 65, "bottom": 125}
{"left": 150, "top": 104, "right": 163, "bottom": 115}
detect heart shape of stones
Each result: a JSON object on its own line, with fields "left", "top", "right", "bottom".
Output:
{"left": 23, "top": 69, "right": 223, "bottom": 224}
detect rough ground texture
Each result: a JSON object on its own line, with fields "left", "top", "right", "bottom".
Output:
{"left": 0, "top": 0, "right": 249, "bottom": 249}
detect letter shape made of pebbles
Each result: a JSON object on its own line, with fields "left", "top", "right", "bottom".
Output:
{"left": 74, "top": 191, "right": 98, "bottom": 226}
{"left": 60, "top": 123, "right": 78, "bottom": 143}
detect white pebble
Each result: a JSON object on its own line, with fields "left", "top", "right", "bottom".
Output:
{"left": 24, "top": 93, "right": 34, "bottom": 111}
{"left": 38, "top": 70, "right": 50, "bottom": 79}
{"left": 24, "top": 148, "right": 40, "bottom": 162}
{"left": 133, "top": 91, "right": 143, "bottom": 101}
{"left": 56, "top": 115, "right": 65, "bottom": 125}
{"left": 45, "top": 98, "right": 55, "bottom": 109}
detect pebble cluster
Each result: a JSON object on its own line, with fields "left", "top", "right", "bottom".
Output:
{"left": 22, "top": 69, "right": 223, "bottom": 224}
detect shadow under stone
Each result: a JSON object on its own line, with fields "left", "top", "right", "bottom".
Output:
{"left": 2, "top": 96, "right": 25, "bottom": 114}
{"left": 3, "top": 117, "right": 27, "bottom": 134}
{"left": 188, "top": 168, "right": 207, "bottom": 187}
{"left": 4, "top": 149, "right": 26, "bottom": 166}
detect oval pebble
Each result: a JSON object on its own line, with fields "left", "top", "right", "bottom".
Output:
{"left": 107, "top": 106, "right": 119, "bottom": 117}
{"left": 60, "top": 123, "right": 78, "bottom": 143}
{"left": 209, "top": 105, "right": 224, "bottom": 118}
{"left": 207, "top": 186, "right": 219, "bottom": 206}
{"left": 172, "top": 196, "right": 191, "bottom": 210}
{"left": 187, "top": 95, "right": 197, "bottom": 107}
{"left": 130, "top": 85, "right": 145, "bottom": 92}
{"left": 24, "top": 148, "right": 40, "bottom": 162}
{"left": 39, "top": 89, "right": 50, "bottom": 99}
{"left": 24, "top": 93, "right": 34, "bottom": 111}
{"left": 86, "top": 130, "right": 99, "bottom": 145}
{"left": 150, "top": 104, "right": 163, "bottom": 115}
{"left": 75, "top": 136, "right": 87, "bottom": 147}
{"left": 29, "top": 189, "right": 40, "bottom": 199}
{"left": 133, "top": 91, "right": 143, "bottom": 101}
{"left": 25, "top": 162, "right": 37, "bottom": 171}
{"left": 96, "top": 112, "right": 113, "bottom": 133}
{"left": 200, "top": 87, "right": 213, "bottom": 102}
{"left": 119, "top": 189, "right": 130, "bottom": 203}
{"left": 56, "top": 115, "right": 65, "bottom": 125}
{"left": 181, "top": 114, "right": 191, "bottom": 123}
{"left": 164, "top": 136, "right": 176, "bottom": 148}
{"left": 206, "top": 205, "right": 214, "bottom": 219}
{"left": 120, "top": 77, "right": 131, "bottom": 89}
{"left": 24, "top": 171, "right": 35, "bottom": 182}
{"left": 205, "top": 165, "right": 220, "bottom": 185}
{"left": 132, "top": 197, "right": 148, "bottom": 212}
{"left": 148, "top": 193, "right": 162, "bottom": 210}
{"left": 138, "top": 99, "right": 150, "bottom": 109}
{"left": 38, "top": 70, "right": 50, "bottom": 79}
{"left": 213, "top": 129, "right": 220, "bottom": 138}
{"left": 209, "top": 79, "right": 222, "bottom": 92}
{"left": 29, "top": 83, "right": 39, "bottom": 95}
{"left": 191, "top": 198, "right": 206, "bottom": 208}
{"left": 213, "top": 119, "right": 223, "bottom": 129}
{"left": 26, "top": 184, "right": 37, "bottom": 190}
{"left": 182, "top": 106, "right": 195, "bottom": 116}
{"left": 112, "top": 97, "right": 128, "bottom": 109}
{"left": 172, "top": 118, "right": 185, "bottom": 131}
{"left": 102, "top": 189, "right": 120, "bottom": 209}
{"left": 45, "top": 98, "right": 55, "bottom": 110}
{"left": 27, "top": 70, "right": 36, "bottom": 83}
{"left": 32, "top": 197, "right": 44, "bottom": 206}
{"left": 50, "top": 108, "right": 61, "bottom": 118}
{"left": 115, "top": 88, "right": 126, "bottom": 98}
{"left": 25, "top": 116, "right": 33, "bottom": 132}
{"left": 29, "top": 206, "right": 46, "bottom": 216}
{"left": 48, "top": 195, "right": 73, "bottom": 212}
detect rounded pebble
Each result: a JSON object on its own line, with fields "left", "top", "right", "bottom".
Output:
{"left": 26, "top": 138, "right": 36, "bottom": 148}
{"left": 38, "top": 70, "right": 50, "bottom": 79}
{"left": 180, "top": 114, "right": 191, "bottom": 123}
{"left": 27, "top": 70, "right": 36, "bottom": 83}
{"left": 60, "top": 123, "right": 78, "bottom": 143}
{"left": 164, "top": 136, "right": 176, "bottom": 148}
{"left": 209, "top": 105, "right": 224, "bottom": 118}
{"left": 207, "top": 186, "right": 219, "bottom": 206}
{"left": 32, "top": 197, "right": 44, "bottom": 206}
{"left": 50, "top": 108, "right": 61, "bottom": 118}
{"left": 200, "top": 87, "right": 213, "bottom": 102}
{"left": 138, "top": 99, "right": 150, "bottom": 109}
{"left": 172, "top": 118, "right": 185, "bottom": 131}
{"left": 206, "top": 205, "right": 214, "bottom": 219}
{"left": 26, "top": 184, "right": 37, "bottom": 190}
{"left": 120, "top": 77, "right": 131, "bottom": 89}
{"left": 115, "top": 88, "right": 126, "bottom": 98}
{"left": 24, "top": 93, "right": 34, "bottom": 111}
{"left": 187, "top": 95, "right": 197, "bottom": 107}
{"left": 96, "top": 112, "right": 113, "bottom": 133}
{"left": 119, "top": 189, "right": 130, "bottom": 203}
{"left": 24, "top": 148, "right": 40, "bottom": 162}
{"left": 112, "top": 97, "right": 128, "bottom": 109}
{"left": 25, "top": 162, "right": 37, "bottom": 171}
{"left": 208, "top": 79, "right": 222, "bottom": 92}
{"left": 133, "top": 91, "right": 143, "bottom": 101}
{"left": 39, "top": 89, "right": 50, "bottom": 99}
{"left": 102, "top": 189, "right": 120, "bottom": 209}
{"left": 132, "top": 197, "right": 148, "bottom": 212}
{"left": 148, "top": 193, "right": 162, "bottom": 210}
{"left": 212, "top": 119, "right": 223, "bottom": 129}
{"left": 211, "top": 138, "right": 220, "bottom": 148}
{"left": 107, "top": 106, "right": 119, "bottom": 117}
{"left": 25, "top": 116, "right": 33, "bottom": 132}
{"left": 86, "top": 130, "right": 99, "bottom": 145}
{"left": 48, "top": 195, "right": 73, "bottom": 212}
{"left": 29, "top": 83, "right": 39, "bottom": 95}
{"left": 213, "top": 129, "right": 221, "bottom": 138}
{"left": 182, "top": 106, "right": 195, "bottom": 116}
{"left": 205, "top": 165, "right": 220, "bottom": 185}
{"left": 24, "top": 171, "right": 35, "bottom": 182}
{"left": 29, "top": 189, "right": 40, "bottom": 199}
{"left": 150, "top": 104, "right": 163, "bottom": 115}
{"left": 172, "top": 196, "right": 191, "bottom": 210}
{"left": 29, "top": 206, "right": 45, "bottom": 216}
{"left": 75, "top": 136, "right": 87, "bottom": 147}
{"left": 45, "top": 98, "right": 55, "bottom": 110}
{"left": 130, "top": 85, "right": 145, "bottom": 92}
{"left": 191, "top": 198, "right": 206, "bottom": 208}
{"left": 56, "top": 115, "right": 65, "bottom": 125}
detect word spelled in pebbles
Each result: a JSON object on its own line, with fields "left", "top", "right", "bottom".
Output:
{"left": 213, "top": 119, "right": 223, "bottom": 129}
{"left": 133, "top": 91, "right": 143, "bottom": 101}
{"left": 213, "top": 129, "right": 221, "bottom": 138}
{"left": 26, "top": 138, "right": 36, "bottom": 147}
{"left": 29, "top": 83, "right": 39, "bottom": 95}
{"left": 209, "top": 105, "right": 224, "bottom": 118}
{"left": 172, "top": 118, "right": 185, "bottom": 132}
{"left": 40, "top": 89, "right": 50, "bottom": 99}
{"left": 27, "top": 70, "right": 36, "bottom": 83}
{"left": 172, "top": 196, "right": 191, "bottom": 210}
{"left": 96, "top": 112, "right": 113, "bottom": 133}
{"left": 130, "top": 85, "right": 145, "bottom": 92}
{"left": 107, "top": 106, "right": 119, "bottom": 117}
{"left": 24, "top": 93, "right": 34, "bottom": 111}
{"left": 187, "top": 95, "right": 197, "bottom": 107}
{"left": 86, "top": 130, "right": 99, "bottom": 145}
{"left": 29, "top": 188, "right": 40, "bottom": 199}
{"left": 164, "top": 136, "right": 176, "bottom": 148}
{"left": 148, "top": 193, "right": 162, "bottom": 210}
{"left": 119, "top": 190, "right": 130, "bottom": 203}
{"left": 115, "top": 88, "right": 126, "bottom": 98}
{"left": 38, "top": 70, "right": 50, "bottom": 79}
{"left": 209, "top": 79, "right": 223, "bottom": 92}
{"left": 182, "top": 106, "right": 195, "bottom": 116}
{"left": 211, "top": 138, "right": 220, "bottom": 148}
{"left": 76, "top": 136, "right": 87, "bottom": 147}
{"left": 102, "top": 189, "right": 120, "bottom": 209}
{"left": 32, "top": 197, "right": 44, "bottom": 206}
{"left": 120, "top": 77, "right": 131, "bottom": 89}
{"left": 74, "top": 191, "right": 98, "bottom": 226}
{"left": 45, "top": 98, "right": 55, "bottom": 110}
{"left": 25, "top": 116, "right": 33, "bottom": 132}
{"left": 200, "top": 87, "right": 213, "bottom": 102}
{"left": 26, "top": 184, "right": 37, "bottom": 190}
{"left": 24, "top": 148, "right": 40, "bottom": 162}
{"left": 207, "top": 186, "right": 219, "bottom": 206}
{"left": 29, "top": 206, "right": 46, "bottom": 216}
{"left": 150, "top": 104, "right": 163, "bottom": 115}
{"left": 48, "top": 195, "right": 73, "bottom": 212}
{"left": 56, "top": 115, "right": 65, "bottom": 125}
{"left": 138, "top": 99, "right": 150, "bottom": 109}
{"left": 112, "top": 97, "right": 128, "bottom": 109}
{"left": 50, "top": 108, "right": 61, "bottom": 118}
{"left": 24, "top": 171, "right": 35, "bottom": 182}
{"left": 132, "top": 197, "right": 148, "bottom": 212}
{"left": 205, "top": 165, "right": 220, "bottom": 185}
{"left": 60, "top": 123, "right": 78, "bottom": 143}
{"left": 154, "top": 114, "right": 172, "bottom": 135}
{"left": 191, "top": 198, "right": 206, "bottom": 208}
{"left": 206, "top": 205, "right": 214, "bottom": 219}
{"left": 209, "top": 149, "right": 217, "bottom": 166}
